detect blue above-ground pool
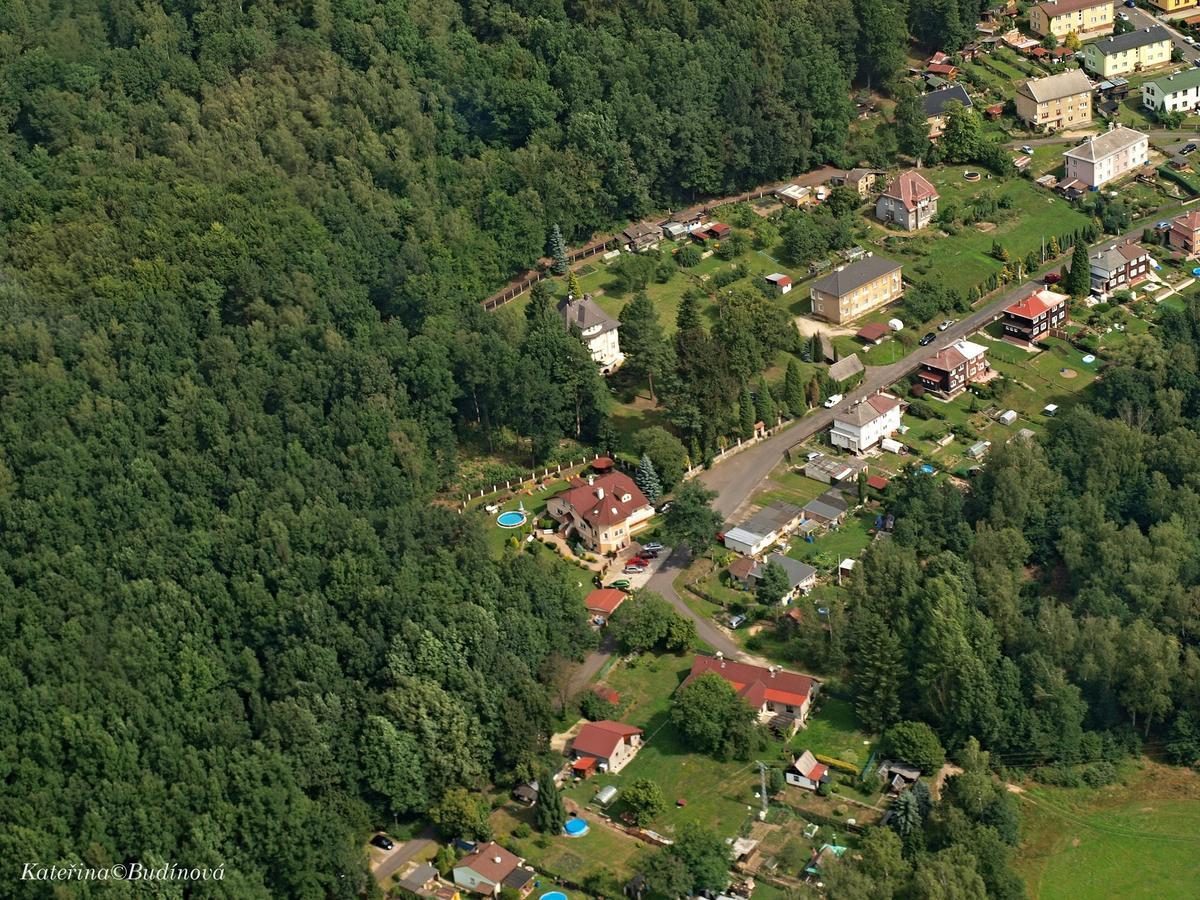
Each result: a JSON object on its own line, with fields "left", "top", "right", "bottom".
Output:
{"left": 920, "top": 464, "right": 935, "bottom": 475}
{"left": 562, "top": 817, "right": 589, "bottom": 836}
{"left": 541, "top": 893, "right": 568, "bottom": 900}
{"left": 496, "top": 510, "right": 527, "bottom": 528}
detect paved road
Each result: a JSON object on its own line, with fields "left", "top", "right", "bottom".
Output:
{"left": 1125, "top": 5, "right": 1200, "bottom": 62}
{"left": 371, "top": 832, "right": 435, "bottom": 884}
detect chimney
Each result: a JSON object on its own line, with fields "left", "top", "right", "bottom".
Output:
{"left": 770, "top": 666, "right": 778, "bottom": 678}
{"left": 587, "top": 474, "right": 595, "bottom": 486}
{"left": 596, "top": 487, "right": 605, "bottom": 500}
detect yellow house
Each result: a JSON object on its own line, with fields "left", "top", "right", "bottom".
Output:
{"left": 1083, "top": 26, "right": 1173, "bottom": 78}
{"left": 1014, "top": 70, "right": 1094, "bottom": 131}
{"left": 809, "top": 254, "right": 903, "bottom": 324}
{"left": 1028, "top": 0, "right": 1114, "bottom": 39}
{"left": 1147, "top": 0, "right": 1195, "bottom": 12}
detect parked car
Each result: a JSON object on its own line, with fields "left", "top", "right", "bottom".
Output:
{"left": 1183, "top": 143, "right": 1197, "bottom": 156}
{"left": 1020, "top": 145, "right": 1034, "bottom": 155}
{"left": 729, "top": 615, "right": 747, "bottom": 629}
{"left": 623, "top": 564, "right": 646, "bottom": 574}
{"left": 1125, "top": 0, "right": 1136, "bottom": 6}
{"left": 919, "top": 332, "right": 937, "bottom": 346}
{"left": 823, "top": 393, "right": 843, "bottom": 409}
{"left": 1156, "top": 221, "right": 1172, "bottom": 230}
{"left": 642, "top": 541, "right": 663, "bottom": 552}
{"left": 628, "top": 556, "right": 650, "bottom": 567}
{"left": 1118, "top": 11, "right": 1129, "bottom": 19}
{"left": 656, "top": 502, "right": 672, "bottom": 514}
{"left": 641, "top": 549, "right": 659, "bottom": 559}
{"left": 806, "top": 451, "right": 823, "bottom": 461}
{"left": 608, "top": 579, "right": 631, "bottom": 589}
{"left": 370, "top": 835, "right": 395, "bottom": 851}
{"left": 1044, "top": 271, "right": 1063, "bottom": 283}
{"left": 938, "top": 319, "right": 955, "bottom": 331}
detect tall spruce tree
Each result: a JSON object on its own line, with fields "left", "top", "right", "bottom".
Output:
{"left": 755, "top": 376, "right": 777, "bottom": 427}
{"left": 635, "top": 454, "right": 664, "bottom": 506}
{"left": 550, "top": 223, "right": 569, "bottom": 275}
{"left": 620, "top": 290, "right": 673, "bottom": 401}
{"left": 739, "top": 383, "right": 756, "bottom": 438}
{"left": 535, "top": 769, "right": 567, "bottom": 834}
{"left": 784, "top": 359, "right": 806, "bottom": 416}
{"left": 1065, "top": 239, "right": 1091, "bottom": 299}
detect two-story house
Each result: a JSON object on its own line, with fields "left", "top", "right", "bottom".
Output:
{"left": 1003, "top": 288, "right": 1069, "bottom": 345}
{"left": 917, "top": 339, "right": 991, "bottom": 398}
{"left": 1028, "top": 0, "right": 1114, "bottom": 39}
{"left": 1015, "top": 70, "right": 1093, "bottom": 131}
{"left": 1090, "top": 241, "right": 1152, "bottom": 296}
{"left": 1084, "top": 27, "right": 1172, "bottom": 78}
{"left": 1062, "top": 125, "right": 1148, "bottom": 188}
{"left": 830, "top": 394, "right": 903, "bottom": 454}
{"left": 569, "top": 720, "right": 643, "bottom": 775}
{"left": 921, "top": 84, "right": 973, "bottom": 142}
{"left": 545, "top": 472, "right": 654, "bottom": 554}
{"left": 809, "top": 255, "right": 903, "bottom": 324}
{"left": 1148, "top": 0, "right": 1196, "bottom": 12}
{"left": 875, "top": 171, "right": 940, "bottom": 231}
{"left": 1142, "top": 67, "right": 1200, "bottom": 116}
{"left": 1168, "top": 210, "right": 1200, "bottom": 256}
{"left": 453, "top": 843, "right": 535, "bottom": 897}
{"left": 683, "top": 655, "right": 819, "bottom": 737}
{"left": 558, "top": 294, "right": 624, "bottom": 373}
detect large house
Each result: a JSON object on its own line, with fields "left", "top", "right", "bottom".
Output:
{"left": 1168, "top": 210, "right": 1200, "bottom": 256}
{"left": 809, "top": 255, "right": 903, "bottom": 324}
{"left": 1014, "top": 70, "right": 1093, "bottom": 131}
{"left": 1003, "top": 288, "right": 1069, "bottom": 345}
{"left": 1083, "top": 27, "right": 1172, "bottom": 78}
{"left": 558, "top": 294, "right": 624, "bottom": 373}
{"left": 723, "top": 500, "right": 804, "bottom": 556}
{"left": 786, "top": 751, "right": 831, "bottom": 792}
{"left": 1142, "top": 68, "right": 1200, "bottom": 116}
{"left": 1090, "top": 241, "right": 1152, "bottom": 296}
{"left": 748, "top": 553, "right": 818, "bottom": 604}
{"left": 453, "top": 843, "right": 535, "bottom": 897}
{"left": 684, "top": 655, "right": 818, "bottom": 735}
{"left": 830, "top": 394, "right": 903, "bottom": 454}
{"left": 1028, "top": 0, "right": 1114, "bottom": 39}
{"left": 546, "top": 472, "right": 654, "bottom": 554}
{"left": 917, "top": 339, "right": 990, "bottom": 398}
{"left": 1062, "top": 125, "right": 1148, "bottom": 189}
{"left": 832, "top": 168, "right": 879, "bottom": 198}
{"left": 875, "top": 171, "right": 939, "bottom": 231}
{"left": 1148, "top": 0, "right": 1196, "bottom": 12}
{"left": 922, "top": 84, "right": 973, "bottom": 141}
{"left": 569, "top": 720, "right": 643, "bottom": 775}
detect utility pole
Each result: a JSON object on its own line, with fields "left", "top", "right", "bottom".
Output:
{"left": 756, "top": 761, "right": 769, "bottom": 820}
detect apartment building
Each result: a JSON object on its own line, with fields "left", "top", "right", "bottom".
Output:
{"left": 1083, "top": 27, "right": 1172, "bottom": 78}
{"left": 1062, "top": 125, "right": 1148, "bottom": 188}
{"left": 1015, "top": 70, "right": 1093, "bottom": 131}
{"left": 1028, "top": 0, "right": 1114, "bottom": 39}
{"left": 1142, "top": 67, "right": 1200, "bottom": 115}
{"left": 809, "top": 255, "right": 903, "bottom": 324}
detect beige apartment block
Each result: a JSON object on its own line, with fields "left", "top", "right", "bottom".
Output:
{"left": 809, "top": 254, "right": 903, "bottom": 324}
{"left": 1015, "top": 70, "right": 1093, "bottom": 131}
{"left": 1028, "top": 0, "right": 1114, "bottom": 39}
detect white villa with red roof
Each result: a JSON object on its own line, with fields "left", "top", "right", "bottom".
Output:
{"left": 546, "top": 471, "right": 654, "bottom": 554}
{"left": 785, "top": 750, "right": 831, "bottom": 792}
{"left": 917, "top": 338, "right": 990, "bottom": 399}
{"left": 1003, "top": 287, "right": 1069, "bottom": 346}
{"left": 683, "top": 654, "right": 818, "bottom": 737}
{"left": 830, "top": 393, "right": 903, "bottom": 454}
{"left": 875, "top": 171, "right": 939, "bottom": 231}
{"left": 568, "top": 720, "right": 643, "bottom": 775}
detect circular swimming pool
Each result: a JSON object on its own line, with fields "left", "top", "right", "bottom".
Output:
{"left": 541, "top": 892, "right": 568, "bottom": 900}
{"left": 496, "top": 510, "right": 528, "bottom": 528}
{"left": 563, "top": 817, "right": 589, "bottom": 837}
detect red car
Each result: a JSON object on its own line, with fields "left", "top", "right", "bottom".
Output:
{"left": 1044, "top": 272, "right": 1062, "bottom": 285}
{"left": 628, "top": 556, "right": 650, "bottom": 567}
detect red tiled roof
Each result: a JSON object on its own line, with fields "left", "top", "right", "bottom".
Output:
{"left": 880, "top": 171, "right": 939, "bottom": 212}
{"left": 866, "top": 394, "right": 900, "bottom": 416}
{"left": 555, "top": 472, "right": 650, "bottom": 529}
{"left": 1174, "top": 211, "right": 1200, "bottom": 232}
{"left": 857, "top": 322, "right": 889, "bottom": 342}
{"left": 572, "top": 720, "right": 643, "bottom": 759}
{"left": 684, "top": 656, "right": 816, "bottom": 710}
{"left": 591, "top": 456, "right": 614, "bottom": 471}
{"left": 867, "top": 475, "right": 890, "bottom": 490}
{"left": 585, "top": 589, "right": 627, "bottom": 616}
{"left": 1006, "top": 289, "right": 1066, "bottom": 320}
{"left": 458, "top": 842, "right": 521, "bottom": 884}
{"left": 709, "top": 222, "right": 731, "bottom": 236}
{"left": 927, "top": 63, "right": 958, "bottom": 75}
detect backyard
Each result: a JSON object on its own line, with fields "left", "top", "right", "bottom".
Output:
{"left": 1015, "top": 760, "right": 1200, "bottom": 899}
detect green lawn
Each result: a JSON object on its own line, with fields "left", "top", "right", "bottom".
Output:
{"left": 1015, "top": 761, "right": 1200, "bottom": 900}
{"left": 799, "top": 695, "right": 874, "bottom": 770}
{"left": 491, "top": 803, "right": 643, "bottom": 888}
{"left": 859, "top": 167, "right": 1093, "bottom": 296}
{"left": 785, "top": 509, "right": 876, "bottom": 570}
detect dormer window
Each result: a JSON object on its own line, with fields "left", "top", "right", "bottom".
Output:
{"left": 621, "top": 493, "right": 632, "bottom": 502}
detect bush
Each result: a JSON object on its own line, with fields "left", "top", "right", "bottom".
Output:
{"left": 1082, "top": 761, "right": 1117, "bottom": 787}
{"left": 676, "top": 244, "right": 701, "bottom": 267}
{"left": 1034, "top": 765, "right": 1083, "bottom": 787}
{"left": 511, "top": 823, "right": 532, "bottom": 839}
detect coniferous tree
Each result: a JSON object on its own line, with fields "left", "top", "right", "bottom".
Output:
{"left": 1066, "top": 239, "right": 1091, "bottom": 299}
{"left": 550, "top": 223, "right": 569, "bottom": 275}
{"left": 566, "top": 270, "right": 582, "bottom": 301}
{"left": 852, "top": 615, "right": 906, "bottom": 732}
{"left": 676, "top": 291, "right": 702, "bottom": 332}
{"left": 635, "top": 454, "right": 663, "bottom": 506}
{"left": 755, "top": 376, "right": 776, "bottom": 427}
{"left": 620, "top": 291, "right": 673, "bottom": 401}
{"left": 784, "top": 359, "right": 806, "bottom": 416}
{"left": 739, "top": 383, "right": 756, "bottom": 438}
{"left": 535, "top": 769, "right": 567, "bottom": 834}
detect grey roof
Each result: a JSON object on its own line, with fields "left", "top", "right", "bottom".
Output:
{"left": 921, "top": 84, "right": 973, "bottom": 118}
{"left": 1063, "top": 126, "right": 1146, "bottom": 162}
{"left": 803, "top": 489, "right": 849, "bottom": 522}
{"left": 503, "top": 867, "right": 536, "bottom": 890}
{"left": 737, "top": 500, "right": 804, "bottom": 538}
{"left": 1019, "top": 70, "right": 1092, "bottom": 103}
{"left": 829, "top": 354, "right": 865, "bottom": 382}
{"left": 805, "top": 455, "right": 864, "bottom": 479}
{"left": 622, "top": 222, "right": 662, "bottom": 241}
{"left": 1088, "top": 26, "right": 1170, "bottom": 56}
{"left": 810, "top": 255, "right": 901, "bottom": 298}
{"left": 750, "top": 553, "right": 817, "bottom": 589}
{"left": 558, "top": 295, "right": 619, "bottom": 337}
{"left": 400, "top": 864, "right": 438, "bottom": 891}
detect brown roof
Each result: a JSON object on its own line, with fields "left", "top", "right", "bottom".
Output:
{"left": 571, "top": 720, "right": 643, "bottom": 759}
{"left": 921, "top": 339, "right": 987, "bottom": 373}
{"left": 857, "top": 322, "right": 889, "bottom": 342}
{"left": 1033, "top": 0, "right": 1109, "bottom": 17}
{"left": 1174, "top": 211, "right": 1200, "bottom": 232}
{"left": 683, "top": 656, "right": 816, "bottom": 710}
{"left": 881, "top": 171, "right": 939, "bottom": 212}
{"left": 728, "top": 557, "right": 756, "bottom": 581}
{"left": 458, "top": 842, "right": 522, "bottom": 884}
{"left": 585, "top": 588, "right": 627, "bottom": 616}
{"left": 555, "top": 471, "right": 650, "bottom": 529}
{"left": 867, "top": 474, "right": 890, "bottom": 490}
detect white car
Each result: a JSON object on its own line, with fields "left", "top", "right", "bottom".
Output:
{"left": 939, "top": 319, "right": 956, "bottom": 331}
{"left": 823, "top": 394, "right": 843, "bottom": 409}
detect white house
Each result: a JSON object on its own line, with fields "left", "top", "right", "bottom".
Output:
{"left": 830, "top": 394, "right": 903, "bottom": 454}
{"left": 558, "top": 294, "right": 624, "bottom": 373}
{"left": 722, "top": 501, "right": 804, "bottom": 556}
{"left": 785, "top": 750, "right": 830, "bottom": 791}
{"left": 1142, "top": 67, "right": 1200, "bottom": 116}
{"left": 1062, "top": 125, "right": 1148, "bottom": 189}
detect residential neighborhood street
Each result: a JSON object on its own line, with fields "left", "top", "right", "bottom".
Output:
{"left": 1125, "top": 4, "right": 1200, "bottom": 63}
{"left": 370, "top": 832, "right": 436, "bottom": 885}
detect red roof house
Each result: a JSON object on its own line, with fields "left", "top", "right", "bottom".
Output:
{"left": 876, "top": 171, "right": 940, "bottom": 230}
{"left": 927, "top": 62, "right": 958, "bottom": 78}
{"left": 1002, "top": 288, "right": 1068, "bottom": 345}
{"left": 867, "top": 474, "right": 890, "bottom": 490}
{"left": 569, "top": 721, "right": 644, "bottom": 775}
{"left": 683, "top": 656, "right": 818, "bottom": 735}
{"left": 585, "top": 588, "right": 627, "bottom": 621}
{"left": 546, "top": 471, "right": 654, "bottom": 554}
{"left": 453, "top": 842, "right": 534, "bottom": 896}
